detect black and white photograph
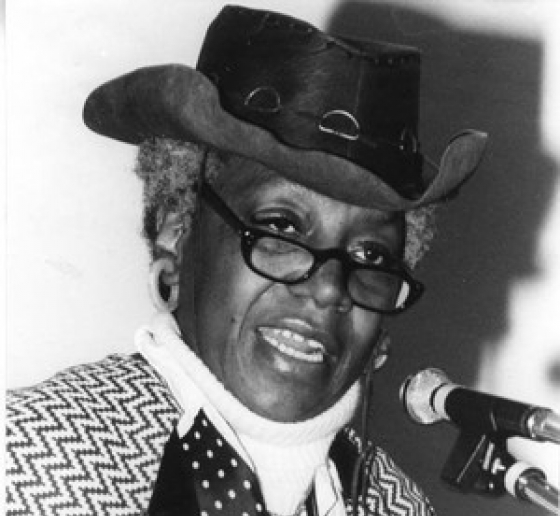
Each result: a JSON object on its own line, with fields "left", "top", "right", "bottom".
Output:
{"left": 4, "top": 1, "right": 560, "bottom": 515}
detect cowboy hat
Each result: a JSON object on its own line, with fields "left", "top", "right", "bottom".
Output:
{"left": 83, "top": 5, "right": 487, "bottom": 210}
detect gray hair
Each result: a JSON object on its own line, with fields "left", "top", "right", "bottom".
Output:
{"left": 134, "top": 138, "right": 437, "bottom": 269}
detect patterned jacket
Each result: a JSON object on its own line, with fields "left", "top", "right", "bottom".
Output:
{"left": 6, "top": 354, "right": 435, "bottom": 516}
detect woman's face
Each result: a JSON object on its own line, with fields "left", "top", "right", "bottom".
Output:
{"left": 176, "top": 159, "right": 405, "bottom": 422}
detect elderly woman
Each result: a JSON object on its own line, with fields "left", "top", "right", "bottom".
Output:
{"left": 6, "top": 6, "right": 487, "bottom": 516}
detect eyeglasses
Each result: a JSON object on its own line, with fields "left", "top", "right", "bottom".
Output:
{"left": 199, "top": 182, "right": 424, "bottom": 314}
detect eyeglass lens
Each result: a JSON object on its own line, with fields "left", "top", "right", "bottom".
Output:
{"left": 249, "top": 235, "right": 409, "bottom": 311}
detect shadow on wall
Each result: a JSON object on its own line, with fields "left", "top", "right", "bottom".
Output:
{"left": 327, "top": 2, "right": 556, "bottom": 516}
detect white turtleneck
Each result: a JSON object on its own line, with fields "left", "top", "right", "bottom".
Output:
{"left": 135, "top": 312, "right": 360, "bottom": 516}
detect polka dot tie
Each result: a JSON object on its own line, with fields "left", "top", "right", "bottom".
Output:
{"left": 182, "top": 410, "right": 269, "bottom": 516}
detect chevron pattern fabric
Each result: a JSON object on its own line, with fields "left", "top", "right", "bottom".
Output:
{"left": 368, "top": 447, "right": 436, "bottom": 516}
{"left": 6, "top": 354, "right": 435, "bottom": 516}
{"left": 340, "top": 428, "right": 436, "bottom": 516}
{"left": 6, "top": 354, "right": 181, "bottom": 516}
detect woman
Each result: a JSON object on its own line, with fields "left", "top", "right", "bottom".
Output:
{"left": 6, "top": 6, "right": 487, "bottom": 516}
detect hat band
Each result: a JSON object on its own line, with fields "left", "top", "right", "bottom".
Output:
{"left": 213, "top": 85, "right": 425, "bottom": 199}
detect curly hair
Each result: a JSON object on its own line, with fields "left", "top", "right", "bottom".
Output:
{"left": 134, "top": 138, "right": 437, "bottom": 269}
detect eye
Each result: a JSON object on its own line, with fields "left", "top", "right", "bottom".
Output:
{"left": 350, "top": 242, "right": 393, "bottom": 267}
{"left": 251, "top": 212, "right": 301, "bottom": 237}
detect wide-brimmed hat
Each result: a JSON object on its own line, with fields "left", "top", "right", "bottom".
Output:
{"left": 83, "top": 5, "right": 487, "bottom": 211}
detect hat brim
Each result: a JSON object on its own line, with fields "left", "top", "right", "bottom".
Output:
{"left": 83, "top": 64, "right": 487, "bottom": 211}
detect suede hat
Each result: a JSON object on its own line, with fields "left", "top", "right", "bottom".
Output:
{"left": 83, "top": 5, "right": 487, "bottom": 211}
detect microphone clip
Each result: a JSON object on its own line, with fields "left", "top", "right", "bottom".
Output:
{"left": 442, "top": 431, "right": 512, "bottom": 496}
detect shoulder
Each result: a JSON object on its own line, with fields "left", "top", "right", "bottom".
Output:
{"left": 335, "top": 428, "right": 437, "bottom": 516}
{"left": 6, "top": 354, "right": 181, "bottom": 516}
{"left": 9, "top": 353, "right": 176, "bottom": 406}
{"left": 7, "top": 353, "right": 181, "bottom": 430}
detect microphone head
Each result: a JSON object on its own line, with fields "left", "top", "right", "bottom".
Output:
{"left": 400, "top": 367, "right": 450, "bottom": 424}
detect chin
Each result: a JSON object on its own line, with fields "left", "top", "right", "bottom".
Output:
{"left": 248, "top": 398, "right": 324, "bottom": 423}
{"left": 233, "top": 372, "right": 337, "bottom": 422}
{"left": 222, "top": 330, "right": 343, "bottom": 422}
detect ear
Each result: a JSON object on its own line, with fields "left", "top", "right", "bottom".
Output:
{"left": 153, "top": 210, "right": 188, "bottom": 286}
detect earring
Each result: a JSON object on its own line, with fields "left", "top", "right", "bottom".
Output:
{"left": 363, "top": 329, "right": 391, "bottom": 377}
{"left": 371, "top": 328, "right": 391, "bottom": 372}
{"left": 148, "top": 257, "right": 179, "bottom": 312}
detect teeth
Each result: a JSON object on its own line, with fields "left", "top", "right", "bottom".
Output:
{"left": 284, "top": 329, "right": 304, "bottom": 343}
{"left": 260, "top": 328, "right": 326, "bottom": 363}
{"left": 263, "top": 335, "right": 324, "bottom": 363}
{"left": 308, "top": 339, "right": 324, "bottom": 350}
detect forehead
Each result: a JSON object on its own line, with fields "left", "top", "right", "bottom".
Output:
{"left": 214, "top": 155, "right": 402, "bottom": 227}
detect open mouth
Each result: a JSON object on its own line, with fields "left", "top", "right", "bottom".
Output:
{"left": 258, "top": 327, "right": 327, "bottom": 363}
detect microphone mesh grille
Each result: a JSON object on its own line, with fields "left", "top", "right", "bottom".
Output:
{"left": 400, "top": 368, "right": 448, "bottom": 424}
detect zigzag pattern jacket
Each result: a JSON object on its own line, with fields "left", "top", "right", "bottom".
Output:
{"left": 6, "top": 354, "right": 436, "bottom": 516}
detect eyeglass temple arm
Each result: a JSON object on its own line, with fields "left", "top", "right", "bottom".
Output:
{"left": 199, "top": 181, "right": 247, "bottom": 234}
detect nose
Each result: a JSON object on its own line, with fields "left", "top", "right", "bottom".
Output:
{"left": 288, "top": 258, "right": 352, "bottom": 312}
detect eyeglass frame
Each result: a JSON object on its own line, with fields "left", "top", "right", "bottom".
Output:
{"left": 198, "top": 181, "right": 424, "bottom": 314}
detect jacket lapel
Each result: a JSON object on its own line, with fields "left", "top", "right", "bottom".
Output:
{"left": 329, "top": 431, "right": 362, "bottom": 499}
{"left": 147, "top": 428, "right": 199, "bottom": 516}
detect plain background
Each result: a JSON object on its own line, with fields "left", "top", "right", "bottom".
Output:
{"left": 5, "top": 1, "right": 560, "bottom": 515}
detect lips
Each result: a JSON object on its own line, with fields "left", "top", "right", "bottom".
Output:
{"left": 257, "top": 326, "right": 329, "bottom": 363}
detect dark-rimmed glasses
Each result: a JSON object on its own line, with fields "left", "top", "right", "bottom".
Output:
{"left": 199, "top": 182, "right": 424, "bottom": 314}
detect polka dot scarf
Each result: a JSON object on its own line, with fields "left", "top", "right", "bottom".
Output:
{"left": 148, "top": 409, "right": 317, "bottom": 516}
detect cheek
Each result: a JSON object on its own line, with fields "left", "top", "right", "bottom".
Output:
{"left": 340, "top": 311, "right": 383, "bottom": 379}
{"left": 193, "top": 237, "right": 269, "bottom": 378}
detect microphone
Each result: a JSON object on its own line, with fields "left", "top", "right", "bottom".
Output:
{"left": 400, "top": 368, "right": 560, "bottom": 444}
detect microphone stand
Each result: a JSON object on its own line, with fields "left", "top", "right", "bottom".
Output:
{"left": 508, "top": 463, "right": 559, "bottom": 515}
{"left": 441, "top": 431, "right": 559, "bottom": 514}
